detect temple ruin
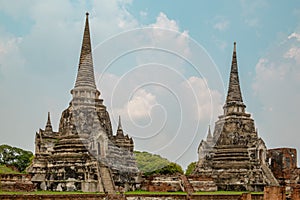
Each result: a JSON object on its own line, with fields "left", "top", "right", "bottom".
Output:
{"left": 193, "top": 42, "right": 279, "bottom": 191}
{"left": 27, "top": 13, "right": 139, "bottom": 193}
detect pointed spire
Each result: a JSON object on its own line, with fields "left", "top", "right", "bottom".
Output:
{"left": 118, "top": 116, "right": 122, "bottom": 130}
{"left": 206, "top": 125, "right": 213, "bottom": 142}
{"left": 74, "top": 12, "right": 97, "bottom": 90}
{"left": 45, "top": 112, "right": 53, "bottom": 132}
{"left": 116, "top": 116, "right": 124, "bottom": 137}
{"left": 226, "top": 42, "right": 243, "bottom": 103}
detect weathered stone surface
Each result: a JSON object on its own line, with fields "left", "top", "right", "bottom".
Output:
{"left": 141, "top": 175, "right": 183, "bottom": 192}
{"left": 291, "top": 187, "right": 300, "bottom": 200}
{"left": 139, "top": 174, "right": 217, "bottom": 193}
{"left": 0, "top": 193, "right": 264, "bottom": 200}
{"left": 193, "top": 43, "right": 278, "bottom": 191}
{"left": 264, "top": 186, "right": 286, "bottom": 200}
{"left": 267, "top": 148, "right": 300, "bottom": 193}
{"left": 241, "top": 193, "right": 252, "bottom": 200}
{"left": 27, "top": 13, "right": 139, "bottom": 193}
{"left": 187, "top": 175, "right": 217, "bottom": 192}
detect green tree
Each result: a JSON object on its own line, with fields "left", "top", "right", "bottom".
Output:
{"left": 153, "top": 162, "right": 184, "bottom": 175}
{"left": 134, "top": 151, "right": 170, "bottom": 173}
{"left": 0, "top": 144, "right": 33, "bottom": 172}
{"left": 185, "top": 161, "right": 197, "bottom": 175}
{"left": 134, "top": 151, "right": 183, "bottom": 176}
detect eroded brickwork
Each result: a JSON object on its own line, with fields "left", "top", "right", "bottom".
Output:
{"left": 264, "top": 186, "right": 286, "bottom": 200}
{"left": 141, "top": 175, "right": 183, "bottom": 192}
{"left": 0, "top": 174, "right": 34, "bottom": 192}
{"left": 267, "top": 148, "right": 300, "bottom": 193}
{"left": 0, "top": 193, "right": 265, "bottom": 200}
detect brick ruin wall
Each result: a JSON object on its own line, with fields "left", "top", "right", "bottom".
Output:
{"left": 140, "top": 175, "right": 183, "bottom": 192}
{"left": 267, "top": 148, "right": 300, "bottom": 193}
{"left": 140, "top": 174, "right": 217, "bottom": 192}
{"left": 3, "top": 186, "right": 300, "bottom": 200}
{"left": 187, "top": 175, "right": 217, "bottom": 192}
{"left": 0, "top": 174, "right": 34, "bottom": 192}
{"left": 0, "top": 193, "right": 263, "bottom": 200}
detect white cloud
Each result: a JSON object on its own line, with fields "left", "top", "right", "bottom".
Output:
{"left": 212, "top": 36, "right": 228, "bottom": 51}
{"left": 254, "top": 58, "right": 277, "bottom": 82}
{"left": 244, "top": 18, "right": 259, "bottom": 27}
{"left": 151, "top": 12, "right": 179, "bottom": 31}
{"left": 140, "top": 11, "right": 147, "bottom": 17}
{"left": 252, "top": 32, "right": 300, "bottom": 152}
{"left": 284, "top": 47, "right": 300, "bottom": 64}
{"left": 213, "top": 19, "right": 229, "bottom": 31}
{"left": 136, "top": 12, "right": 191, "bottom": 68}
{"left": 288, "top": 32, "right": 300, "bottom": 41}
{"left": 120, "top": 89, "right": 157, "bottom": 120}
{"left": 211, "top": 16, "right": 230, "bottom": 31}
{"left": 0, "top": 36, "right": 25, "bottom": 75}
{"left": 239, "top": 0, "right": 268, "bottom": 27}
{"left": 181, "top": 76, "right": 223, "bottom": 121}
{"left": 0, "top": 0, "right": 35, "bottom": 19}
{"left": 148, "top": 12, "right": 190, "bottom": 50}
{"left": 239, "top": 0, "right": 268, "bottom": 16}
{"left": 0, "top": 36, "right": 22, "bottom": 57}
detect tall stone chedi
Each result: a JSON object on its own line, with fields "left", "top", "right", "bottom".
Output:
{"left": 193, "top": 43, "right": 279, "bottom": 191}
{"left": 28, "top": 13, "right": 139, "bottom": 192}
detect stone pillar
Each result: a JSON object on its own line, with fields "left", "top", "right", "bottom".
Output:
{"left": 264, "top": 186, "right": 286, "bottom": 200}
{"left": 291, "top": 187, "right": 300, "bottom": 200}
{"left": 241, "top": 193, "right": 251, "bottom": 200}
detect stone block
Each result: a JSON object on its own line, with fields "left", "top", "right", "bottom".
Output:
{"left": 264, "top": 186, "right": 286, "bottom": 200}
{"left": 291, "top": 187, "right": 300, "bottom": 200}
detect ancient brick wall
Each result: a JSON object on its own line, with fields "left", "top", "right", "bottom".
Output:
{"left": 140, "top": 175, "right": 183, "bottom": 192}
{"left": 264, "top": 186, "right": 286, "bottom": 200}
{"left": 0, "top": 193, "right": 264, "bottom": 200}
{"left": 291, "top": 187, "right": 300, "bottom": 200}
{"left": 0, "top": 174, "right": 34, "bottom": 192}
{"left": 187, "top": 175, "right": 217, "bottom": 192}
{"left": 267, "top": 148, "right": 300, "bottom": 194}
{"left": 140, "top": 175, "right": 220, "bottom": 193}
{"left": 268, "top": 148, "right": 297, "bottom": 180}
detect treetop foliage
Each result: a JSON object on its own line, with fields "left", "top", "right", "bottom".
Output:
{"left": 0, "top": 144, "right": 33, "bottom": 172}
{"left": 185, "top": 161, "right": 197, "bottom": 176}
{"left": 134, "top": 151, "right": 183, "bottom": 176}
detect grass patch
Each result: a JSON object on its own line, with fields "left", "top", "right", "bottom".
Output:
{"left": 195, "top": 191, "right": 264, "bottom": 195}
{"left": 195, "top": 191, "right": 244, "bottom": 195}
{"left": 125, "top": 190, "right": 186, "bottom": 195}
{"left": 0, "top": 165, "right": 21, "bottom": 174}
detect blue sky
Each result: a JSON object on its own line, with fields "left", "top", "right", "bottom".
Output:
{"left": 0, "top": 0, "right": 300, "bottom": 169}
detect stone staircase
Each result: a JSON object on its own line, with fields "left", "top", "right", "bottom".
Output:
{"left": 180, "top": 175, "right": 194, "bottom": 194}
{"left": 99, "top": 164, "right": 116, "bottom": 194}
{"left": 262, "top": 164, "right": 279, "bottom": 186}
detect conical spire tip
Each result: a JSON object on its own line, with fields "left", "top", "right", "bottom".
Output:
{"left": 118, "top": 115, "right": 122, "bottom": 130}
{"left": 224, "top": 41, "right": 244, "bottom": 108}
{"left": 45, "top": 112, "right": 53, "bottom": 131}
{"left": 47, "top": 112, "right": 51, "bottom": 124}
{"left": 206, "top": 124, "right": 212, "bottom": 140}
{"left": 86, "top": 12, "right": 89, "bottom": 16}
{"left": 73, "top": 11, "right": 97, "bottom": 90}
{"left": 234, "top": 42, "right": 236, "bottom": 52}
